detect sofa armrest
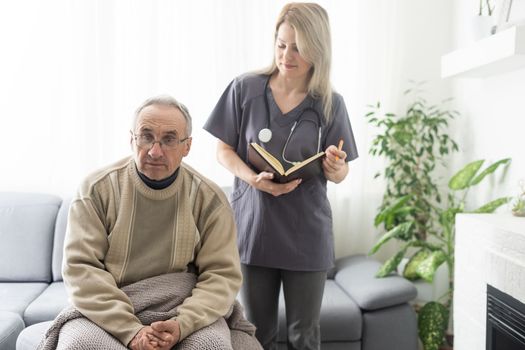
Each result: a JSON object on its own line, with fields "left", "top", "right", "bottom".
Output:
{"left": 334, "top": 255, "right": 417, "bottom": 311}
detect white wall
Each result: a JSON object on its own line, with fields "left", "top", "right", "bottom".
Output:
{"left": 0, "top": 0, "right": 473, "bottom": 259}
{"left": 448, "top": 1, "right": 525, "bottom": 211}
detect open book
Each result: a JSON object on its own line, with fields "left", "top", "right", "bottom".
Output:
{"left": 248, "top": 142, "right": 325, "bottom": 183}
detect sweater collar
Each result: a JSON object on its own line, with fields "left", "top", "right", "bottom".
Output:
{"left": 129, "top": 159, "right": 184, "bottom": 200}
{"left": 136, "top": 166, "right": 179, "bottom": 190}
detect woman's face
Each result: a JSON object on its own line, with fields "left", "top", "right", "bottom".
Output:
{"left": 274, "top": 22, "right": 312, "bottom": 80}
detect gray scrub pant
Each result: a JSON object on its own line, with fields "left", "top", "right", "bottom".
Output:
{"left": 240, "top": 264, "right": 327, "bottom": 350}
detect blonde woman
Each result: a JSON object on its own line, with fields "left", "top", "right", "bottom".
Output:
{"left": 204, "top": 3, "right": 358, "bottom": 349}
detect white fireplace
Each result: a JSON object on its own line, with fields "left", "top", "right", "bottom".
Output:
{"left": 454, "top": 213, "right": 525, "bottom": 349}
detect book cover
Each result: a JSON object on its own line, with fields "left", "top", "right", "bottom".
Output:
{"left": 248, "top": 142, "right": 325, "bottom": 183}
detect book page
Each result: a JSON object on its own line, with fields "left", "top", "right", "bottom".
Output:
{"left": 284, "top": 152, "right": 325, "bottom": 176}
{"left": 250, "top": 143, "right": 285, "bottom": 174}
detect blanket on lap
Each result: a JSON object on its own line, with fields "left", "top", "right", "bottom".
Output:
{"left": 37, "top": 272, "right": 261, "bottom": 350}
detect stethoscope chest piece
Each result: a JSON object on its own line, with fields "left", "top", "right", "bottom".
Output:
{"left": 258, "top": 128, "right": 272, "bottom": 143}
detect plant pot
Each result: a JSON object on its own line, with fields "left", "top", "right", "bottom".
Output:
{"left": 470, "top": 15, "right": 496, "bottom": 41}
{"left": 446, "top": 332, "right": 454, "bottom": 346}
{"left": 439, "top": 332, "right": 454, "bottom": 350}
{"left": 512, "top": 210, "right": 525, "bottom": 217}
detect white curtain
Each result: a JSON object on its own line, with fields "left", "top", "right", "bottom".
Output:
{"left": 0, "top": 0, "right": 453, "bottom": 257}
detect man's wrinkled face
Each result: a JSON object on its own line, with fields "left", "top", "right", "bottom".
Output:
{"left": 131, "top": 104, "right": 191, "bottom": 181}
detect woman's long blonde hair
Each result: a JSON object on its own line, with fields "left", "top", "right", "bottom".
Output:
{"left": 261, "top": 2, "right": 333, "bottom": 122}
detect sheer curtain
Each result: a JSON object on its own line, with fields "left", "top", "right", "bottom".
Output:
{"left": 0, "top": 0, "right": 453, "bottom": 257}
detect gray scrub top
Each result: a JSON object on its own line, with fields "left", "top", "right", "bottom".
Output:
{"left": 204, "top": 73, "right": 358, "bottom": 271}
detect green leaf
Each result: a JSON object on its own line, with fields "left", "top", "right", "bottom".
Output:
{"left": 513, "top": 198, "right": 525, "bottom": 213}
{"left": 393, "top": 130, "right": 412, "bottom": 146}
{"left": 472, "top": 197, "right": 512, "bottom": 213}
{"left": 470, "top": 158, "right": 511, "bottom": 186}
{"left": 416, "top": 250, "right": 447, "bottom": 283}
{"left": 418, "top": 301, "right": 448, "bottom": 350}
{"left": 439, "top": 207, "right": 459, "bottom": 230}
{"left": 374, "top": 195, "right": 411, "bottom": 226}
{"left": 448, "top": 160, "right": 484, "bottom": 190}
{"left": 369, "top": 222, "right": 414, "bottom": 255}
{"left": 403, "top": 249, "right": 431, "bottom": 280}
{"left": 376, "top": 249, "right": 406, "bottom": 277}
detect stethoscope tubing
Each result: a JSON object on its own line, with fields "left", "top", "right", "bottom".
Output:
{"left": 259, "top": 75, "right": 323, "bottom": 165}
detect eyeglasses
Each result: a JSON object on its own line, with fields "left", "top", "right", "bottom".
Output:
{"left": 133, "top": 132, "right": 189, "bottom": 150}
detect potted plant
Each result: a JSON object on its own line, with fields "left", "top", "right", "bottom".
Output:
{"left": 365, "top": 87, "right": 512, "bottom": 349}
{"left": 476, "top": 0, "right": 497, "bottom": 38}
{"left": 479, "top": 0, "right": 495, "bottom": 16}
{"left": 365, "top": 84, "right": 459, "bottom": 273}
{"left": 512, "top": 180, "right": 525, "bottom": 217}
{"left": 372, "top": 158, "right": 511, "bottom": 350}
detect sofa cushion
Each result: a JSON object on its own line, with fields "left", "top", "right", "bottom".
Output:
{"left": 51, "top": 198, "right": 71, "bottom": 282}
{"left": 324, "top": 343, "right": 361, "bottom": 350}
{"left": 277, "top": 280, "right": 362, "bottom": 342}
{"left": 319, "top": 280, "right": 362, "bottom": 341}
{"left": 23, "top": 282, "right": 70, "bottom": 326}
{"left": 0, "top": 283, "right": 48, "bottom": 316}
{"left": 16, "top": 321, "right": 51, "bottom": 350}
{"left": 0, "top": 311, "right": 24, "bottom": 350}
{"left": 0, "top": 192, "right": 61, "bottom": 282}
{"left": 361, "top": 303, "right": 418, "bottom": 350}
{"left": 334, "top": 255, "right": 417, "bottom": 311}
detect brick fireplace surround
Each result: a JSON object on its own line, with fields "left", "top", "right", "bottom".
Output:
{"left": 454, "top": 213, "right": 525, "bottom": 349}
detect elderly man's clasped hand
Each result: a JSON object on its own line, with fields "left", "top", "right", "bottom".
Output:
{"left": 129, "top": 320, "right": 180, "bottom": 350}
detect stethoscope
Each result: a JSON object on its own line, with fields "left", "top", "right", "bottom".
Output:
{"left": 258, "top": 76, "right": 323, "bottom": 165}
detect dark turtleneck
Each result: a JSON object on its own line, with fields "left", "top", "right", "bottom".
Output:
{"left": 137, "top": 167, "right": 179, "bottom": 190}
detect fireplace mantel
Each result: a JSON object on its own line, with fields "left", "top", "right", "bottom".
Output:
{"left": 454, "top": 213, "right": 525, "bottom": 349}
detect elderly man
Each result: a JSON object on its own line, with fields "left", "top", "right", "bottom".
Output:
{"left": 58, "top": 95, "right": 249, "bottom": 350}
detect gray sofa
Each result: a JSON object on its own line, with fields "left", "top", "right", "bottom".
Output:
{"left": 0, "top": 192, "right": 418, "bottom": 350}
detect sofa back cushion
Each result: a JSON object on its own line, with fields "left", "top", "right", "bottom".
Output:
{"left": 0, "top": 192, "right": 61, "bottom": 282}
{"left": 52, "top": 197, "right": 71, "bottom": 282}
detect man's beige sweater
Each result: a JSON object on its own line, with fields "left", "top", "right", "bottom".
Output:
{"left": 62, "top": 157, "right": 242, "bottom": 346}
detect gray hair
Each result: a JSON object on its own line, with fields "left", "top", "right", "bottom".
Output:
{"left": 133, "top": 95, "right": 192, "bottom": 137}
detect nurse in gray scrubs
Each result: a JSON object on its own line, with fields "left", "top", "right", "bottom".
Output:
{"left": 204, "top": 3, "right": 358, "bottom": 349}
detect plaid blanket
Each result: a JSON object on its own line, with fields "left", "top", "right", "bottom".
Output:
{"left": 37, "top": 272, "right": 261, "bottom": 350}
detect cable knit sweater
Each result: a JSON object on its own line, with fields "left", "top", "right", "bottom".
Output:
{"left": 62, "top": 156, "right": 242, "bottom": 346}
